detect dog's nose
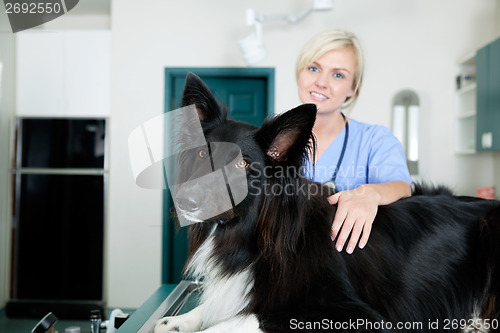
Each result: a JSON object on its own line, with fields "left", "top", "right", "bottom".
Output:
{"left": 177, "top": 197, "right": 200, "bottom": 212}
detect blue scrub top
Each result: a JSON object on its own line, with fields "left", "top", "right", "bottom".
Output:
{"left": 304, "top": 118, "right": 411, "bottom": 191}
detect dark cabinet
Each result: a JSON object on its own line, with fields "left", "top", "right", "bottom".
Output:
{"left": 476, "top": 37, "right": 500, "bottom": 151}
{"left": 7, "top": 118, "right": 107, "bottom": 319}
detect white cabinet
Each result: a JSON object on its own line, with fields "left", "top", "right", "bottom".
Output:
{"left": 454, "top": 52, "right": 476, "bottom": 154}
{"left": 16, "top": 30, "right": 110, "bottom": 117}
{"left": 16, "top": 32, "right": 64, "bottom": 116}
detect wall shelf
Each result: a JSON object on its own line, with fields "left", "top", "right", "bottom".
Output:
{"left": 456, "top": 82, "right": 476, "bottom": 95}
{"left": 457, "top": 111, "right": 476, "bottom": 119}
{"left": 455, "top": 149, "right": 476, "bottom": 155}
{"left": 454, "top": 53, "right": 476, "bottom": 154}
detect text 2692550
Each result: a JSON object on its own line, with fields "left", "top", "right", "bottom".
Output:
{"left": 5, "top": 2, "right": 62, "bottom": 14}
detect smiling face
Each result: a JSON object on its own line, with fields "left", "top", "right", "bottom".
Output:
{"left": 297, "top": 47, "right": 356, "bottom": 115}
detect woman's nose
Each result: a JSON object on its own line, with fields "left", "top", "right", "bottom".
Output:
{"left": 315, "top": 73, "right": 328, "bottom": 88}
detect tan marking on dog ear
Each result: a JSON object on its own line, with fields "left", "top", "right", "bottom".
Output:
{"left": 266, "top": 129, "right": 299, "bottom": 162}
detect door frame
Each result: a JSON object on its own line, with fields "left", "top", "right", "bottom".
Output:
{"left": 162, "top": 67, "right": 275, "bottom": 283}
{"left": 164, "top": 67, "right": 275, "bottom": 111}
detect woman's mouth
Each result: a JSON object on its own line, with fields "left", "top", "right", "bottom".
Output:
{"left": 310, "top": 91, "right": 329, "bottom": 101}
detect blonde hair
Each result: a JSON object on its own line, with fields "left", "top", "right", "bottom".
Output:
{"left": 296, "top": 30, "right": 364, "bottom": 111}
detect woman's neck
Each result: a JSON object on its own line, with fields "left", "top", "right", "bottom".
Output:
{"left": 310, "top": 111, "right": 346, "bottom": 162}
{"left": 314, "top": 110, "right": 345, "bottom": 140}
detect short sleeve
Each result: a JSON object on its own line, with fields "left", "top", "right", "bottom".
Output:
{"left": 367, "top": 126, "right": 411, "bottom": 185}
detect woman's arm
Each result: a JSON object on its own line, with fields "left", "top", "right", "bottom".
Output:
{"left": 328, "top": 180, "right": 411, "bottom": 254}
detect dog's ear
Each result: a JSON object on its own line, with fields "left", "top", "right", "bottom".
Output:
{"left": 256, "top": 104, "right": 317, "bottom": 163}
{"left": 181, "top": 72, "right": 227, "bottom": 125}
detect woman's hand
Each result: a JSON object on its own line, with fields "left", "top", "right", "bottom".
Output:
{"left": 328, "top": 185, "right": 379, "bottom": 254}
{"left": 328, "top": 181, "right": 411, "bottom": 254}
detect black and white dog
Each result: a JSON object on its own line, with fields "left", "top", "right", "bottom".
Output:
{"left": 154, "top": 73, "right": 500, "bottom": 333}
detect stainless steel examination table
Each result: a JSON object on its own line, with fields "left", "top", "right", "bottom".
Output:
{"left": 117, "top": 280, "right": 201, "bottom": 333}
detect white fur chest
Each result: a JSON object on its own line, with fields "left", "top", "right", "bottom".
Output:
{"left": 186, "top": 227, "right": 255, "bottom": 329}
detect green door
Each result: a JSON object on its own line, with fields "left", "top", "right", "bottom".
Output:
{"left": 162, "top": 68, "right": 274, "bottom": 283}
{"left": 476, "top": 37, "right": 500, "bottom": 151}
{"left": 476, "top": 43, "right": 489, "bottom": 152}
{"left": 488, "top": 38, "right": 500, "bottom": 150}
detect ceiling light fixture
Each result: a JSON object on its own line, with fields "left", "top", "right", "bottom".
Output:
{"left": 238, "top": 0, "right": 334, "bottom": 66}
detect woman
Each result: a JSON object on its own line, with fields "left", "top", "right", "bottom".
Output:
{"left": 297, "top": 30, "right": 412, "bottom": 254}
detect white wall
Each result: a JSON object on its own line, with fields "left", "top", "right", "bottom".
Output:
{"left": 109, "top": 0, "right": 500, "bottom": 308}
{"left": 0, "top": 0, "right": 16, "bottom": 306}
{"left": 0, "top": 30, "right": 15, "bottom": 309}
{"left": 495, "top": 1, "right": 500, "bottom": 196}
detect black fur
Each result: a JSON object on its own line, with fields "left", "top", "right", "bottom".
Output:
{"left": 179, "top": 73, "right": 500, "bottom": 332}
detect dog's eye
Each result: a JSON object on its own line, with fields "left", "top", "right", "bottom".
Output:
{"left": 198, "top": 149, "right": 208, "bottom": 159}
{"left": 236, "top": 159, "right": 249, "bottom": 169}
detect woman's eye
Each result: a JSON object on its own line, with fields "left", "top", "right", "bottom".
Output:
{"left": 308, "top": 66, "right": 320, "bottom": 73}
{"left": 236, "top": 159, "right": 249, "bottom": 169}
{"left": 333, "top": 72, "right": 344, "bottom": 79}
{"left": 198, "top": 149, "right": 208, "bottom": 159}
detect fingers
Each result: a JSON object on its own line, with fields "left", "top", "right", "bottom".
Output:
{"left": 330, "top": 204, "right": 346, "bottom": 242}
{"left": 328, "top": 189, "right": 378, "bottom": 254}
{"left": 327, "top": 192, "right": 340, "bottom": 205}
{"left": 332, "top": 212, "right": 374, "bottom": 254}
{"left": 333, "top": 212, "right": 358, "bottom": 254}
{"left": 344, "top": 217, "right": 365, "bottom": 254}
{"left": 358, "top": 221, "right": 372, "bottom": 249}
